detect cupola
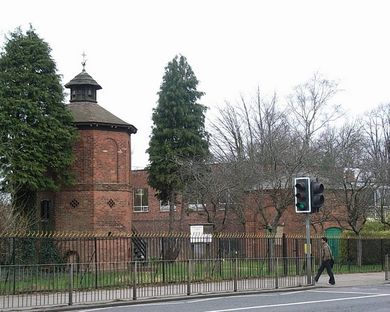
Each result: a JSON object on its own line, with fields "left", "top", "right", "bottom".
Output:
{"left": 65, "top": 60, "right": 102, "bottom": 103}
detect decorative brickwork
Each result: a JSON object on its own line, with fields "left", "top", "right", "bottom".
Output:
{"left": 53, "top": 129, "right": 133, "bottom": 233}
{"left": 37, "top": 68, "right": 136, "bottom": 239}
{"left": 36, "top": 68, "right": 349, "bottom": 258}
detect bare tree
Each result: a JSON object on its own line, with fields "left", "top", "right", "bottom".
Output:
{"left": 363, "top": 103, "right": 390, "bottom": 225}
{"left": 250, "top": 91, "right": 303, "bottom": 233}
{"left": 180, "top": 160, "right": 247, "bottom": 232}
{"left": 181, "top": 73, "right": 342, "bottom": 241}
{"left": 287, "top": 72, "right": 343, "bottom": 145}
{"left": 0, "top": 191, "right": 29, "bottom": 234}
{"left": 207, "top": 97, "right": 260, "bottom": 229}
{"left": 287, "top": 73, "right": 347, "bottom": 232}
{"left": 316, "top": 121, "right": 375, "bottom": 266}
{"left": 209, "top": 90, "right": 303, "bottom": 236}
{"left": 317, "top": 121, "right": 373, "bottom": 233}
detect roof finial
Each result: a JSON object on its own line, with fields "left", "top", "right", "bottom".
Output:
{"left": 81, "top": 52, "right": 87, "bottom": 71}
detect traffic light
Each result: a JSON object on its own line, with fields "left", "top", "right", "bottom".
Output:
{"left": 294, "top": 177, "right": 311, "bottom": 213}
{"left": 310, "top": 181, "right": 324, "bottom": 212}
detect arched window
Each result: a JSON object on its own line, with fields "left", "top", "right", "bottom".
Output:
{"left": 96, "top": 138, "right": 118, "bottom": 183}
{"left": 40, "top": 200, "right": 51, "bottom": 222}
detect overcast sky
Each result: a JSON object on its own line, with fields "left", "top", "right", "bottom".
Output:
{"left": 1, "top": 0, "right": 390, "bottom": 169}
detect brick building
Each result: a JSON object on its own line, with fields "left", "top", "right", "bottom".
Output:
{"left": 37, "top": 67, "right": 345, "bottom": 243}
{"left": 131, "top": 169, "right": 347, "bottom": 237}
{"left": 37, "top": 67, "right": 137, "bottom": 237}
{"left": 131, "top": 169, "right": 246, "bottom": 234}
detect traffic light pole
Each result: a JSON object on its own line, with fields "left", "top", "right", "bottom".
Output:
{"left": 294, "top": 176, "right": 323, "bottom": 285}
{"left": 306, "top": 213, "right": 312, "bottom": 285}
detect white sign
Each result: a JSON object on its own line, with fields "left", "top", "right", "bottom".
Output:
{"left": 190, "top": 225, "right": 212, "bottom": 243}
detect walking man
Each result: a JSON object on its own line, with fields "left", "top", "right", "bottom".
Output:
{"left": 314, "top": 236, "right": 335, "bottom": 285}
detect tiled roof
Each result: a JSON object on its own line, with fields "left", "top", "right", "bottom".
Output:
{"left": 67, "top": 102, "right": 137, "bottom": 134}
{"left": 64, "top": 70, "right": 102, "bottom": 89}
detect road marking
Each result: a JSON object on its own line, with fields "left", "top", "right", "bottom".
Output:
{"left": 80, "top": 294, "right": 278, "bottom": 311}
{"left": 189, "top": 297, "right": 225, "bottom": 303}
{"left": 80, "top": 308, "right": 115, "bottom": 311}
{"left": 188, "top": 294, "right": 276, "bottom": 303}
{"left": 309, "top": 290, "right": 384, "bottom": 295}
{"left": 279, "top": 290, "right": 307, "bottom": 295}
{"left": 206, "top": 293, "right": 390, "bottom": 312}
{"left": 80, "top": 301, "right": 182, "bottom": 311}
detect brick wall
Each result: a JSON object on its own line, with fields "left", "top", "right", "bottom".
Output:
{"left": 131, "top": 169, "right": 349, "bottom": 237}
{"left": 38, "top": 128, "right": 348, "bottom": 240}
{"left": 132, "top": 169, "right": 251, "bottom": 234}
{"left": 39, "top": 128, "right": 133, "bottom": 234}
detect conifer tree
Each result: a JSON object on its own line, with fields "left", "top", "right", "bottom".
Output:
{"left": 147, "top": 55, "right": 209, "bottom": 230}
{"left": 0, "top": 26, "right": 77, "bottom": 220}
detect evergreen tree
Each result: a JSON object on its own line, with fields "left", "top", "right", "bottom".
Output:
{"left": 147, "top": 55, "right": 209, "bottom": 230}
{"left": 0, "top": 26, "right": 77, "bottom": 220}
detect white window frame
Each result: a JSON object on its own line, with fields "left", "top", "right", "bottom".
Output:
{"left": 160, "top": 200, "right": 176, "bottom": 212}
{"left": 369, "top": 187, "right": 390, "bottom": 219}
{"left": 188, "top": 199, "right": 205, "bottom": 211}
{"left": 133, "top": 188, "right": 149, "bottom": 212}
{"left": 218, "top": 191, "right": 237, "bottom": 210}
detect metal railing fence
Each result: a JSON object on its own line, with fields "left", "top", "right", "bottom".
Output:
{"left": 1, "top": 233, "right": 390, "bottom": 273}
{"left": 0, "top": 257, "right": 310, "bottom": 310}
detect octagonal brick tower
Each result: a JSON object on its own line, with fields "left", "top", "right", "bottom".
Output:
{"left": 51, "top": 68, "right": 137, "bottom": 234}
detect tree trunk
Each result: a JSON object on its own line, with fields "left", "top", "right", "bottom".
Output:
{"left": 357, "top": 237, "right": 362, "bottom": 267}
{"left": 168, "top": 192, "right": 175, "bottom": 232}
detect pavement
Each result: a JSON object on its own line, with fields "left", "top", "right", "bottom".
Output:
{"left": 6, "top": 272, "right": 389, "bottom": 311}
{"left": 314, "top": 271, "right": 389, "bottom": 287}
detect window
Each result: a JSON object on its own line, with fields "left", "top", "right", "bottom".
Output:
{"left": 133, "top": 188, "right": 149, "bottom": 212}
{"left": 40, "top": 200, "right": 51, "bottom": 221}
{"left": 218, "top": 191, "right": 237, "bottom": 210}
{"left": 368, "top": 187, "right": 390, "bottom": 219}
{"left": 375, "top": 187, "right": 390, "bottom": 207}
{"left": 187, "top": 198, "right": 205, "bottom": 211}
{"left": 160, "top": 200, "right": 176, "bottom": 212}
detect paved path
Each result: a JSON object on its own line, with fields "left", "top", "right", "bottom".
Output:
{"left": 4, "top": 272, "right": 389, "bottom": 311}
{"left": 314, "top": 272, "right": 387, "bottom": 287}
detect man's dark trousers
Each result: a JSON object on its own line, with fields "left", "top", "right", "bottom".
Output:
{"left": 315, "top": 260, "right": 335, "bottom": 285}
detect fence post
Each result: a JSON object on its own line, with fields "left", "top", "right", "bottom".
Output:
{"left": 311, "top": 256, "right": 315, "bottom": 286}
{"left": 12, "top": 237, "right": 16, "bottom": 295}
{"left": 68, "top": 263, "right": 73, "bottom": 306}
{"left": 94, "top": 237, "right": 98, "bottom": 289}
{"left": 381, "top": 239, "right": 384, "bottom": 271}
{"left": 295, "top": 238, "right": 299, "bottom": 275}
{"left": 282, "top": 234, "right": 288, "bottom": 276}
{"left": 275, "top": 258, "right": 279, "bottom": 289}
{"left": 132, "top": 261, "right": 137, "bottom": 300}
{"left": 347, "top": 238, "right": 351, "bottom": 272}
{"left": 233, "top": 257, "right": 238, "bottom": 292}
{"left": 187, "top": 259, "right": 191, "bottom": 295}
{"left": 385, "top": 254, "right": 389, "bottom": 281}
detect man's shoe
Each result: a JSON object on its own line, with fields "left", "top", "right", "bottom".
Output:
{"left": 329, "top": 282, "right": 335, "bottom": 285}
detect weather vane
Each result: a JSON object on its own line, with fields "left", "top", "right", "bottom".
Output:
{"left": 81, "top": 52, "right": 87, "bottom": 71}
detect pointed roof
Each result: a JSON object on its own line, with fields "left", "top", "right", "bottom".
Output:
{"left": 67, "top": 102, "right": 137, "bottom": 134}
{"left": 65, "top": 66, "right": 136, "bottom": 134}
{"left": 64, "top": 69, "right": 102, "bottom": 89}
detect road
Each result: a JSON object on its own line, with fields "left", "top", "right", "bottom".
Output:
{"left": 78, "top": 285, "right": 390, "bottom": 312}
